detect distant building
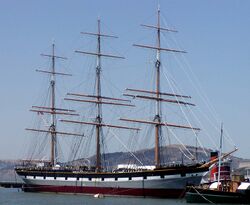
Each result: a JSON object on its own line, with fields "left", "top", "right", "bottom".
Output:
{"left": 238, "top": 160, "right": 250, "bottom": 169}
{"left": 233, "top": 160, "right": 250, "bottom": 179}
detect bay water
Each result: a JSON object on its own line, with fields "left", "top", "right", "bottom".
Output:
{"left": 0, "top": 188, "right": 235, "bottom": 205}
{"left": 0, "top": 188, "right": 186, "bottom": 205}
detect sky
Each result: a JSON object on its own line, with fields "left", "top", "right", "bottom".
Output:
{"left": 0, "top": 0, "right": 250, "bottom": 160}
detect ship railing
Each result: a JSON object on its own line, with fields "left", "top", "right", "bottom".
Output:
{"left": 112, "top": 167, "right": 152, "bottom": 173}
{"left": 160, "top": 161, "right": 205, "bottom": 169}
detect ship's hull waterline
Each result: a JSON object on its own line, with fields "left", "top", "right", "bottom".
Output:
{"left": 16, "top": 167, "right": 207, "bottom": 198}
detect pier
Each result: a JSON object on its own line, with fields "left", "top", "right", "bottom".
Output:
{"left": 0, "top": 181, "right": 24, "bottom": 188}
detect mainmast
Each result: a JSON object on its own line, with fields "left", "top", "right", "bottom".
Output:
{"left": 123, "top": 7, "right": 199, "bottom": 168}
{"left": 63, "top": 19, "right": 139, "bottom": 172}
{"left": 50, "top": 43, "right": 57, "bottom": 166}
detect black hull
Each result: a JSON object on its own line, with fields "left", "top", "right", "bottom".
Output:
{"left": 186, "top": 187, "right": 250, "bottom": 204}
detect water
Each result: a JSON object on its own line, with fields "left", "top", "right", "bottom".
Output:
{"left": 0, "top": 188, "right": 189, "bottom": 205}
{"left": 0, "top": 188, "right": 239, "bottom": 205}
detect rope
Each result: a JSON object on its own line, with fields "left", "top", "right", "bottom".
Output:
{"left": 163, "top": 68, "right": 200, "bottom": 137}
{"left": 168, "top": 128, "right": 194, "bottom": 160}
{"left": 108, "top": 128, "right": 143, "bottom": 166}
{"left": 161, "top": 31, "right": 236, "bottom": 150}
{"left": 191, "top": 186, "right": 216, "bottom": 204}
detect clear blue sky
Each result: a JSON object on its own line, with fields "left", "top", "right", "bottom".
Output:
{"left": 0, "top": 0, "right": 250, "bottom": 160}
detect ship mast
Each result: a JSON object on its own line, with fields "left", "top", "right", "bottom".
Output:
{"left": 50, "top": 43, "right": 57, "bottom": 166}
{"left": 26, "top": 44, "right": 82, "bottom": 167}
{"left": 63, "top": 19, "right": 139, "bottom": 172}
{"left": 155, "top": 7, "right": 162, "bottom": 167}
{"left": 96, "top": 19, "right": 102, "bottom": 171}
{"left": 122, "top": 7, "right": 199, "bottom": 168}
{"left": 217, "top": 123, "right": 223, "bottom": 187}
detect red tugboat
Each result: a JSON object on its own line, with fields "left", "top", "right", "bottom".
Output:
{"left": 186, "top": 126, "right": 247, "bottom": 203}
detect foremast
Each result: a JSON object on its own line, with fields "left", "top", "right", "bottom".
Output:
{"left": 26, "top": 44, "right": 81, "bottom": 167}
{"left": 122, "top": 8, "right": 200, "bottom": 168}
{"left": 62, "top": 19, "right": 139, "bottom": 172}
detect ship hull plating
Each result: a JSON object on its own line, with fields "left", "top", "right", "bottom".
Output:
{"left": 17, "top": 168, "right": 205, "bottom": 198}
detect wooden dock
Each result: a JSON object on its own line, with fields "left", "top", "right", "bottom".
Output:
{"left": 0, "top": 181, "right": 24, "bottom": 188}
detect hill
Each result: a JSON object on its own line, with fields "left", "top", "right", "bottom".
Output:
{"left": 0, "top": 145, "right": 246, "bottom": 182}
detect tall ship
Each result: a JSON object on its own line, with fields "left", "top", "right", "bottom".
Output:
{"left": 16, "top": 8, "right": 219, "bottom": 198}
